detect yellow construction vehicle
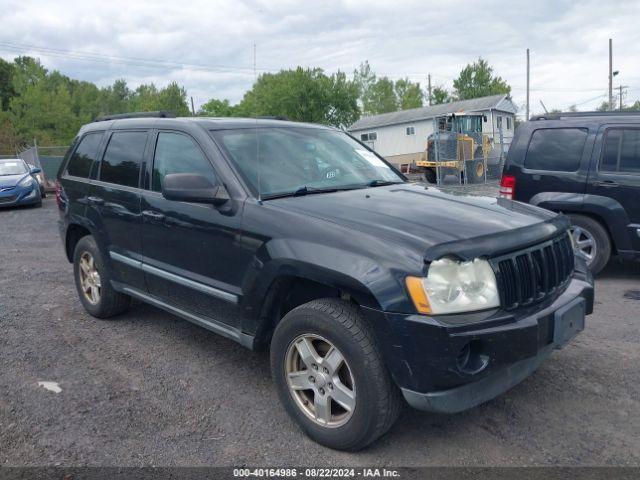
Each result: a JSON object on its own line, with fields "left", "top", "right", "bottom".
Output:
{"left": 415, "top": 112, "right": 493, "bottom": 183}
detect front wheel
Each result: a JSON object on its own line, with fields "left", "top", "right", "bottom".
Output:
{"left": 270, "top": 299, "right": 402, "bottom": 451}
{"left": 423, "top": 168, "right": 436, "bottom": 183}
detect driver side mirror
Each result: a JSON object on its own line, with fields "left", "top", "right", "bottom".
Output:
{"left": 30, "top": 167, "right": 42, "bottom": 174}
{"left": 162, "top": 173, "right": 229, "bottom": 206}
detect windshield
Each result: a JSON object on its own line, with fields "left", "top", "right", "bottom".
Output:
{"left": 0, "top": 160, "right": 28, "bottom": 176}
{"left": 212, "top": 127, "right": 404, "bottom": 198}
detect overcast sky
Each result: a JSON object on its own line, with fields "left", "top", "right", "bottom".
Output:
{"left": 2, "top": 0, "right": 639, "bottom": 116}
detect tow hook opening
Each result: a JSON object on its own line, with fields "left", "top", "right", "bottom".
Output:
{"left": 456, "top": 340, "right": 489, "bottom": 375}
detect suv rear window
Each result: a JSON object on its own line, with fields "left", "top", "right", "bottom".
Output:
{"left": 99, "top": 131, "right": 148, "bottom": 188}
{"left": 66, "top": 133, "right": 103, "bottom": 178}
{"left": 524, "top": 128, "right": 587, "bottom": 172}
{"left": 601, "top": 128, "right": 640, "bottom": 174}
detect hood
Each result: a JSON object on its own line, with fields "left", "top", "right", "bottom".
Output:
{"left": 0, "top": 174, "right": 30, "bottom": 189}
{"left": 268, "top": 183, "right": 563, "bottom": 259}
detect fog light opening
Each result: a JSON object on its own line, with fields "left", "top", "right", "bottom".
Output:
{"left": 456, "top": 340, "right": 489, "bottom": 375}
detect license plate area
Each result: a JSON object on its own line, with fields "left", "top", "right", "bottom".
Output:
{"left": 553, "top": 298, "right": 585, "bottom": 349}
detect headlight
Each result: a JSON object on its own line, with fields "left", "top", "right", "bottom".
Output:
{"left": 406, "top": 258, "right": 500, "bottom": 315}
{"left": 19, "top": 176, "right": 35, "bottom": 188}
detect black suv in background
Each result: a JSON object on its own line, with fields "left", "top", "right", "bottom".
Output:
{"left": 501, "top": 112, "right": 640, "bottom": 274}
{"left": 57, "top": 113, "right": 593, "bottom": 450}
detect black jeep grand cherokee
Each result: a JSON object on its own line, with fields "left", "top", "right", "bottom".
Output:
{"left": 57, "top": 113, "right": 594, "bottom": 451}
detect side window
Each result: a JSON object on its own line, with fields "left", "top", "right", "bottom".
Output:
{"left": 506, "top": 117, "right": 512, "bottom": 130}
{"left": 66, "top": 133, "right": 103, "bottom": 178}
{"left": 152, "top": 132, "right": 217, "bottom": 192}
{"left": 99, "top": 131, "right": 148, "bottom": 188}
{"left": 405, "top": 126, "right": 415, "bottom": 136}
{"left": 601, "top": 128, "right": 640, "bottom": 174}
{"left": 524, "top": 128, "right": 587, "bottom": 172}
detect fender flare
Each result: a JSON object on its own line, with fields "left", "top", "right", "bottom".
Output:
{"left": 529, "top": 191, "right": 631, "bottom": 251}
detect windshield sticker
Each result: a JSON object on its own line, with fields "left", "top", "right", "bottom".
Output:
{"left": 356, "top": 150, "right": 390, "bottom": 169}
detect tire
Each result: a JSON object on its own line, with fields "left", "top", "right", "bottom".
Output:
{"left": 567, "top": 214, "right": 611, "bottom": 275}
{"left": 270, "top": 298, "right": 402, "bottom": 451}
{"left": 467, "top": 159, "right": 485, "bottom": 183}
{"left": 423, "top": 168, "right": 436, "bottom": 184}
{"left": 73, "top": 235, "right": 131, "bottom": 318}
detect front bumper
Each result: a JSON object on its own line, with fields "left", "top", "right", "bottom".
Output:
{"left": 362, "top": 266, "right": 594, "bottom": 414}
{"left": 0, "top": 184, "right": 40, "bottom": 207}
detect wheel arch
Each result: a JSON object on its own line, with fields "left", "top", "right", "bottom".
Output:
{"left": 248, "top": 269, "right": 382, "bottom": 351}
{"left": 530, "top": 192, "right": 630, "bottom": 253}
{"left": 65, "top": 223, "right": 93, "bottom": 262}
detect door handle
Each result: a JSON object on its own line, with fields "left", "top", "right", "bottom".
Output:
{"left": 593, "top": 180, "right": 619, "bottom": 188}
{"left": 87, "top": 196, "right": 104, "bottom": 205}
{"left": 142, "top": 210, "right": 165, "bottom": 221}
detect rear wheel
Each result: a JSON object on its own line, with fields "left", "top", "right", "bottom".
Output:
{"left": 568, "top": 214, "right": 611, "bottom": 275}
{"left": 270, "top": 298, "right": 402, "bottom": 451}
{"left": 423, "top": 168, "right": 436, "bottom": 183}
{"left": 73, "top": 235, "right": 131, "bottom": 318}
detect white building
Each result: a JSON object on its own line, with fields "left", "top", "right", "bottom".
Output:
{"left": 348, "top": 94, "right": 517, "bottom": 168}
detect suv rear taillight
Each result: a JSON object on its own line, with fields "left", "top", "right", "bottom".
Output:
{"left": 499, "top": 174, "right": 516, "bottom": 200}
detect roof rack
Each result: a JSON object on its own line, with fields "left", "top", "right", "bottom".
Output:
{"left": 93, "top": 111, "right": 176, "bottom": 122}
{"left": 531, "top": 111, "right": 640, "bottom": 121}
{"left": 255, "top": 115, "right": 289, "bottom": 121}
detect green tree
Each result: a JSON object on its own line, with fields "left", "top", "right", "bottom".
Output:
{"left": 101, "top": 79, "right": 131, "bottom": 114}
{"left": 237, "top": 67, "right": 359, "bottom": 128}
{"left": 130, "top": 83, "right": 160, "bottom": 112}
{"left": 453, "top": 58, "right": 511, "bottom": 100}
{"left": 11, "top": 56, "right": 47, "bottom": 94}
{"left": 200, "top": 98, "right": 237, "bottom": 117}
{"left": 394, "top": 78, "right": 424, "bottom": 110}
{"left": 353, "top": 62, "right": 424, "bottom": 114}
{"left": 158, "top": 82, "right": 190, "bottom": 116}
{"left": 9, "top": 78, "right": 78, "bottom": 145}
{"left": 431, "top": 86, "right": 450, "bottom": 105}
{"left": 365, "top": 77, "right": 397, "bottom": 114}
{"left": 0, "top": 58, "right": 15, "bottom": 111}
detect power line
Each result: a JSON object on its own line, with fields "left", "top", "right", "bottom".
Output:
{"left": 0, "top": 41, "right": 266, "bottom": 75}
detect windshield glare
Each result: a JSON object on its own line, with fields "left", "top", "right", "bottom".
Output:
{"left": 0, "top": 160, "right": 27, "bottom": 176}
{"left": 212, "top": 127, "right": 403, "bottom": 197}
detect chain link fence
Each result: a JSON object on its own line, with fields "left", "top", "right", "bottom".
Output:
{"left": 4, "top": 145, "right": 69, "bottom": 192}
{"left": 407, "top": 114, "right": 511, "bottom": 190}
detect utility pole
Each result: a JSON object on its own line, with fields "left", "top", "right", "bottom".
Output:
{"left": 526, "top": 49, "right": 530, "bottom": 121}
{"left": 428, "top": 74, "right": 432, "bottom": 106}
{"left": 190, "top": 96, "right": 196, "bottom": 116}
{"left": 609, "top": 38, "right": 613, "bottom": 111}
{"left": 619, "top": 85, "right": 627, "bottom": 110}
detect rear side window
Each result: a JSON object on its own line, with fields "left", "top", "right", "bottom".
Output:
{"left": 99, "top": 131, "right": 148, "bottom": 188}
{"left": 601, "top": 128, "right": 640, "bottom": 174}
{"left": 66, "top": 133, "right": 103, "bottom": 178}
{"left": 524, "top": 128, "right": 587, "bottom": 172}
{"left": 152, "top": 132, "right": 217, "bottom": 192}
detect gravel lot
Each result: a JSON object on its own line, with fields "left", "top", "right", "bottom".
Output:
{"left": 1, "top": 197, "right": 639, "bottom": 467}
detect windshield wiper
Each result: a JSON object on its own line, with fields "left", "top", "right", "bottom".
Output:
{"left": 261, "top": 186, "right": 342, "bottom": 200}
{"left": 367, "top": 179, "right": 402, "bottom": 187}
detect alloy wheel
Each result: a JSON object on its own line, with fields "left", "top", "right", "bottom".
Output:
{"left": 285, "top": 334, "right": 356, "bottom": 428}
{"left": 570, "top": 226, "right": 597, "bottom": 265}
{"left": 79, "top": 251, "right": 101, "bottom": 304}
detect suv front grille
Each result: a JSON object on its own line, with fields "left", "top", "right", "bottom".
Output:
{"left": 491, "top": 233, "right": 574, "bottom": 310}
